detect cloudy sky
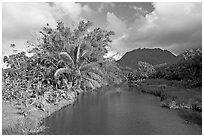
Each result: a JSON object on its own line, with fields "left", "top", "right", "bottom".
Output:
{"left": 2, "top": 2, "right": 202, "bottom": 59}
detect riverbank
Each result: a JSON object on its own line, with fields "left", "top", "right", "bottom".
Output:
{"left": 2, "top": 91, "right": 77, "bottom": 135}
{"left": 2, "top": 82, "right": 122, "bottom": 135}
{"left": 43, "top": 83, "right": 201, "bottom": 135}
{"left": 138, "top": 78, "right": 202, "bottom": 126}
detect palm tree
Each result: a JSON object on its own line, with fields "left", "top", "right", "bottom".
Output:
{"left": 54, "top": 43, "right": 103, "bottom": 92}
{"left": 39, "top": 20, "right": 115, "bottom": 91}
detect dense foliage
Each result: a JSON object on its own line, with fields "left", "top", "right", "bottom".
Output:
{"left": 152, "top": 48, "right": 202, "bottom": 87}
{"left": 126, "top": 61, "right": 156, "bottom": 87}
{"left": 2, "top": 20, "right": 124, "bottom": 115}
{"left": 137, "top": 61, "right": 156, "bottom": 78}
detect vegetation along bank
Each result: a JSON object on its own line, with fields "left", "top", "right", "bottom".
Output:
{"left": 2, "top": 20, "right": 125, "bottom": 134}
{"left": 125, "top": 49, "right": 202, "bottom": 126}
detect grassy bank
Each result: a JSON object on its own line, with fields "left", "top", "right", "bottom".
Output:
{"left": 2, "top": 82, "right": 122, "bottom": 135}
{"left": 2, "top": 91, "right": 77, "bottom": 135}
{"left": 138, "top": 78, "right": 202, "bottom": 126}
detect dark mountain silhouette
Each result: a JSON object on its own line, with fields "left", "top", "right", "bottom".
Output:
{"left": 117, "top": 48, "right": 179, "bottom": 69}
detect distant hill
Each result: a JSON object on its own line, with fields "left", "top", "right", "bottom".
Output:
{"left": 117, "top": 48, "right": 179, "bottom": 69}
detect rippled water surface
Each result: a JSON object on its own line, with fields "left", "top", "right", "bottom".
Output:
{"left": 43, "top": 85, "right": 201, "bottom": 135}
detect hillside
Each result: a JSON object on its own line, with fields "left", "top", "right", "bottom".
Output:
{"left": 117, "top": 48, "right": 178, "bottom": 69}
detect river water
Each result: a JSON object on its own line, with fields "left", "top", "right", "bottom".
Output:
{"left": 43, "top": 85, "right": 201, "bottom": 135}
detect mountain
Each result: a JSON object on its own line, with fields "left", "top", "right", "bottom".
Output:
{"left": 117, "top": 48, "right": 178, "bottom": 69}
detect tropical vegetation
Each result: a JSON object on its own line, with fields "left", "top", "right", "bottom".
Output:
{"left": 2, "top": 20, "right": 124, "bottom": 116}
{"left": 152, "top": 48, "right": 202, "bottom": 87}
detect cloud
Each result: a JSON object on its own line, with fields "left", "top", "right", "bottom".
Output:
{"left": 131, "top": 6, "right": 148, "bottom": 17}
{"left": 106, "top": 12, "right": 127, "bottom": 37}
{"left": 3, "top": 2, "right": 202, "bottom": 59}
{"left": 2, "top": 2, "right": 57, "bottom": 56}
{"left": 108, "top": 2, "right": 202, "bottom": 56}
{"left": 53, "top": 2, "right": 92, "bottom": 24}
{"left": 2, "top": 3, "right": 56, "bottom": 39}
{"left": 2, "top": 2, "right": 92, "bottom": 56}
{"left": 98, "top": 2, "right": 115, "bottom": 13}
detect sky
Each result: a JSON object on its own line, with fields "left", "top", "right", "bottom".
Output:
{"left": 2, "top": 2, "right": 202, "bottom": 60}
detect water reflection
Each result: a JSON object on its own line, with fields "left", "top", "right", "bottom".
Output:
{"left": 43, "top": 86, "right": 201, "bottom": 135}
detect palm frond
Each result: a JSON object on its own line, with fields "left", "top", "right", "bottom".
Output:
{"left": 76, "top": 44, "right": 81, "bottom": 64}
{"left": 82, "top": 68, "right": 103, "bottom": 76}
{"left": 80, "top": 62, "right": 98, "bottom": 71}
{"left": 80, "top": 41, "right": 93, "bottom": 59}
{"left": 81, "top": 49, "right": 92, "bottom": 59}
{"left": 54, "top": 68, "right": 72, "bottom": 79}
{"left": 59, "top": 52, "right": 74, "bottom": 66}
{"left": 85, "top": 81, "right": 95, "bottom": 89}
{"left": 86, "top": 72, "right": 103, "bottom": 84}
{"left": 83, "top": 77, "right": 101, "bottom": 89}
{"left": 80, "top": 60, "right": 105, "bottom": 71}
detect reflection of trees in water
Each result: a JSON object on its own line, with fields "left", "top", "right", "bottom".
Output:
{"left": 116, "top": 88, "right": 121, "bottom": 93}
{"left": 177, "top": 109, "right": 202, "bottom": 127}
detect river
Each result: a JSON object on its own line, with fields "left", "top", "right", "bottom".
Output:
{"left": 43, "top": 85, "right": 201, "bottom": 135}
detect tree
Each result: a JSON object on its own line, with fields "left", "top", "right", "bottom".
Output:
{"left": 54, "top": 51, "right": 104, "bottom": 91}
{"left": 176, "top": 49, "right": 202, "bottom": 86}
{"left": 152, "top": 48, "right": 202, "bottom": 87}
{"left": 137, "top": 61, "right": 156, "bottom": 78}
{"left": 34, "top": 20, "right": 116, "bottom": 90}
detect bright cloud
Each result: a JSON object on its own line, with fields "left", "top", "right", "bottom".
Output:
{"left": 131, "top": 6, "right": 148, "bottom": 17}
{"left": 2, "top": 2, "right": 92, "bottom": 56}
{"left": 53, "top": 2, "right": 92, "bottom": 25}
{"left": 106, "top": 12, "right": 127, "bottom": 37}
{"left": 2, "top": 2, "right": 56, "bottom": 56}
{"left": 108, "top": 2, "right": 202, "bottom": 56}
{"left": 2, "top": 2, "right": 202, "bottom": 60}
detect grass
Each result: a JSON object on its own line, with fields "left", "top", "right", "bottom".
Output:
{"left": 2, "top": 116, "right": 46, "bottom": 135}
{"left": 2, "top": 91, "right": 77, "bottom": 135}
{"left": 138, "top": 78, "right": 202, "bottom": 126}
{"left": 139, "top": 79, "right": 201, "bottom": 109}
{"left": 2, "top": 127, "right": 25, "bottom": 135}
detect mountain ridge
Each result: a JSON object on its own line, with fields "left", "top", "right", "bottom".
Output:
{"left": 117, "top": 48, "right": 179, "bottom": 69}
